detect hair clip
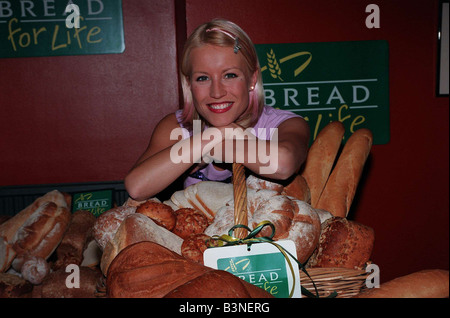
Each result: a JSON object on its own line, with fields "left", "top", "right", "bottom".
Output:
{"left": 206, "top": 28, "right": 241, "bottom": 54}
{"left": 233, "top": 37, "right": 241, "bottom": 54}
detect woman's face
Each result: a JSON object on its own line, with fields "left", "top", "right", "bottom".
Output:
{"left": 188, "top": 44, "right": 256, "bottom": 127}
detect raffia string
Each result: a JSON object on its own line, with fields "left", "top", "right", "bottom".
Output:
{"left": 232, "top": 163, "right": 248, "bottom": 239}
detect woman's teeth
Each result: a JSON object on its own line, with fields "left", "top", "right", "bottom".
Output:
{"left": 208, "top": 103, "right": 232, "bottom": 110}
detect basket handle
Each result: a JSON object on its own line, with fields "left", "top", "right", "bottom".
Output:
{"left": 232, "top": 163, "right": 248, "bottom": 239}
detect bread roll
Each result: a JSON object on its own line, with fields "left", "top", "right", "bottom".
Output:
{"left": 301, "top": 121, "right": 345, "bottom": 207}
{"left": 19, "top": 255, "right": 50, "bottom": 285}
{"left": 136, "top": 200, "right": 176, "bottom": 231}
{"left": 173, "top": 208, "right": 209, "bottom": 239}
{"left": 356, "top": 269, "right": 449, "bottom": 298}
{"left": 181, "top": 233, "right": 219, "bottom": 264}
{"left": 316, "top": 128, "right": 373, "bottom": 217}
{"left": 308, "top": 217, "right": 374, "bottom": 270}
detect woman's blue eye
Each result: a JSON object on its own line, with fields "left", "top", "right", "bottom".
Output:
{"left": 225, "top": 73, "right": 237, "bottom": 79}
{"left": 196, "top": 75, "right": 208, "bottom": 82}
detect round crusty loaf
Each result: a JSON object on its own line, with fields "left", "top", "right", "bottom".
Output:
{"left": 93, "top": 206, "right": 136, "bottom": 250}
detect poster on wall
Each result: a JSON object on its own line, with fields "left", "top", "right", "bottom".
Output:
{"left": 255, "top": 40, "right": 390, "bottom": 145}
{"left": 0, "top": 0, "right": 125, "bottom": 58}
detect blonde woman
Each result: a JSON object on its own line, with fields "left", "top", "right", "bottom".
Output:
{"left": 125, "top": 19, "right": 309, "bottom": 200}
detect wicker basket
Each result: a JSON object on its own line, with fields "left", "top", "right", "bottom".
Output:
{"left": 231, "top": 163, "right": 369, "bottom": 298}
{"left": 299, "top": 267, "right": 369, "bottom": 298}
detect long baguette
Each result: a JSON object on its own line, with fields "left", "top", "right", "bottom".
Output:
{"left": 316, "top": 128, "right": 373, "bottom": 218}
{"left": 355, "top": 269, "right": 449, "bottom": 298}
{"left": 301, "top": 121, "right": 345, "bottom": 208}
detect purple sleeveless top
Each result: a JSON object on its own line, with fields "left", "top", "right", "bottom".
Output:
{"left": 175, "top": 106, "right": 301, "bottom": 188}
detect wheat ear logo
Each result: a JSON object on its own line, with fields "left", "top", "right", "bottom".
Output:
{"left": 267, "top": 49, "right": 283, "bottom": 81}
{"left": 261, "top": 49, "right": 313, "bottom": 80}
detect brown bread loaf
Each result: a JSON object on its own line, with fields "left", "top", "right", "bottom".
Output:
{"left": 106, "top": 241, "right": 273, "bottom": 298}
{"left": 315, "top": 128, "right": 373, "bottom": 217}
{"left": 355, "top": 269, "right": 449, "bottom": 298}
{"left": 301, "top": 121, "right": 345, "bottom": 208}
{"left": 282, "top": 174, "right": 311, "bottom": 204}
{"left": 308, "top": 217, "right": 374, "bottom": 270}
{"left": 12, "top": 201, "right": 71, "bottom": 261}
{"left": 53, "top": 210, "right": 97, "bottom": 270}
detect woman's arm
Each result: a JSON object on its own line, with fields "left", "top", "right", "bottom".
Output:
{"left": 206, "top": 117, "right": 310, "bottom": 180}
{"left": 124, "top": 114, "right": 224, "bottom": 200}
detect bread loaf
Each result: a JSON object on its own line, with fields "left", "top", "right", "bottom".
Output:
{"left": 106, "top": 241, "right": 273, "bottom": 298}
{"left": 53, "top": 210, "right": 96, "bottom": 270}
{"left": 308, "top": 217, "right": 374, "bottom": 269}
{"left": 31, "top": 266, "right": 102, "bottom": 298}
{"left": 92, "top": 205, "right": 136, "bottom": 250}
{"left": 316, "top": 128, "right": 373, "bottom": 217}
{"left": 0, "top": 190, "right": 70, "bottom": 272}
{"left": 100, "top": 213, "right": 183, "bottom": 275}
{"left": 277, "top": 199, "right": 321, "bottom": 264}
{"left": 301, "top": 121, "right": 345, "bottom": 207}
{"left": 355, "top": 269, "right": 449, "bottom": 298}
{"left": 12, "top": 201, "right": 71, "bottom": 261}
{"left": 0, "top": 190, "right": 69, "bottom": 244}
{"left": 282, "top": 174, "right": 311, "bottom": 203}
{"left": 0, "top": 273, "right": 33, "bottom": 298}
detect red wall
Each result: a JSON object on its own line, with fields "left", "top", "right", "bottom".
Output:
{"left": 0, "top": 0, "right": 182, "bottom": 185}
{"left": 1, "top": 0, "right": 448, "bottom": 283}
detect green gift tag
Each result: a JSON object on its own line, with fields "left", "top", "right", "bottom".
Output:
{"left": 204, "top": 240, "right": 301, "bottom": 298}
{"left": 71, "top": 189, "right": 113, "bottom": 217}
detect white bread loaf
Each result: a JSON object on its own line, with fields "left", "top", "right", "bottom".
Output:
{"left": 100, "top": 213, "right": 183, "bottom": 275}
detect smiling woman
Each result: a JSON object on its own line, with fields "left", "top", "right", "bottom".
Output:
{"left": 124, "top": 19, "right": 310, "bottom": 201}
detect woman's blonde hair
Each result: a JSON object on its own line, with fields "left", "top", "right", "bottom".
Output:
{"left": 179, "top": 19, "right": 264, "bottom": 129}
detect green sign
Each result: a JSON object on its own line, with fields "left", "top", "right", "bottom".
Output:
{"left": 72, "top": 189, "right": 113, "bottom": 217}
{"left": 0, "top": 0, "right": 125, "bottom": 58}
{"left": 218, "top": 252, "right": 291, "bottom": 298}
{"left": 203, "top": 241, "right": 301, "bottom": 298}
{"left": 255, "top": 40, "right": 390, "bottom": 144}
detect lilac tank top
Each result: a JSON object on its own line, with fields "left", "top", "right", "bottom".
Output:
{"left": 175, "top": 106, "right": 301, "bottom": 188}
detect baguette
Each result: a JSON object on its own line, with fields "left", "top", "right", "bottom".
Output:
{"left": 316, "top": 128, "right": 373, "bottom": 217}
{"left": 356, "top": 269, "right": 449, "bottom": 298}
{"left": 301, "top": 121, "right": 345, "bottom": 208}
